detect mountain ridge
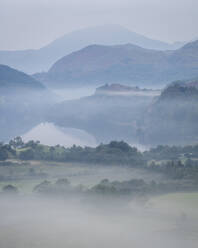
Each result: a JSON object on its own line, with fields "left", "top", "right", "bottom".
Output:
{"left": 35, "top": 40, "right": 198, "bottom": 87}
{"left": 0, "top": 25, "right": 186, "bottom": 74}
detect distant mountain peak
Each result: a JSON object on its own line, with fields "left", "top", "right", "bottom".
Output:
{"left": 0, "top": 25, "right": 186, "bottom": 74}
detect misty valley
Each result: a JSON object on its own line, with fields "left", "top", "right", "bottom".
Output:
{"left": 0, "top": 139, "right": 198, "bottom": 247}
{"left": 0, "top": 20, "right": 198, "bottom": 248}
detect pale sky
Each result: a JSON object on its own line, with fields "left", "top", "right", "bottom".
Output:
{"left": 0, "top": 0, "right": 197, "bottom": 50}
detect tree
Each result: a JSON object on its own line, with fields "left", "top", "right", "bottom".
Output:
{"left": 55, "top": 178, "right": 70, "bottom": 186}
{"left": 2, "top": 184, "right": 18, "bottom": 194}
{"left": 0, "top": 144, "right": 8, "bottom": 161}
{"left": 33, "top": 180, "right": 51, "bottom": 193}
{"left": 19, "top": 148, "right": 35, "bottom": 160}
{"left": 9, "top": 136, "right": 24, "bottom": 149}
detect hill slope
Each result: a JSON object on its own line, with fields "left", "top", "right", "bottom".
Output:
{"left": 0, "top": 65, "right": 54, "bottom": 142}
{"left": 0, "top": 64, "right": 44, "bottom": 90}
{"left": 37, "top": 41, "right": 198, "bottom": 87}
{"left": 143, "top": 80, "right": 198, "bottom": 145}
{"left": 0, "top": 25, "right": 185, "bottom": 74}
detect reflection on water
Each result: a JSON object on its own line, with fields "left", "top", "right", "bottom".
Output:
{"left": 22, "top": 122, "right": 97, "bottom": 147}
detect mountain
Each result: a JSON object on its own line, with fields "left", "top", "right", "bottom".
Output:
{"left": 0, "top": 64, "right": 44, "bottom": 90}
{"left": 36, "top": 40, "right": 198, "bottom": 87}
{"left": 0, "top": 25, "right": 186, "bottom": 74}
{"left": 143, "top": 80, "right": 198, "bottom": 145}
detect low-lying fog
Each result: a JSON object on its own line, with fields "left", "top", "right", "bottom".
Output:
{"left": 97, "top": 89, "right": 161, "bottom": 97}
{"left": 53, "top": 87, "right": 95, "bottom": 102}
{"left": 1, "top": 160, "right": 197, "bottom": 248}
{"left": 2, "top": 84, "right": 198, "bottom": 248}
{"left": 52, "top": 86, "right": 162, "bottom": 102}
{"left": 0, "top": 194, "right": 197, "bottom": 248}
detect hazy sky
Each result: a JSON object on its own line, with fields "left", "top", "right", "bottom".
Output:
{"left": 0, "top": 0, "right": 197, "bottom": 50}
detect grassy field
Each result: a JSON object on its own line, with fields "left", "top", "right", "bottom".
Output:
{"left": 0, "top": 159, "right": 163, "bottom": 193}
